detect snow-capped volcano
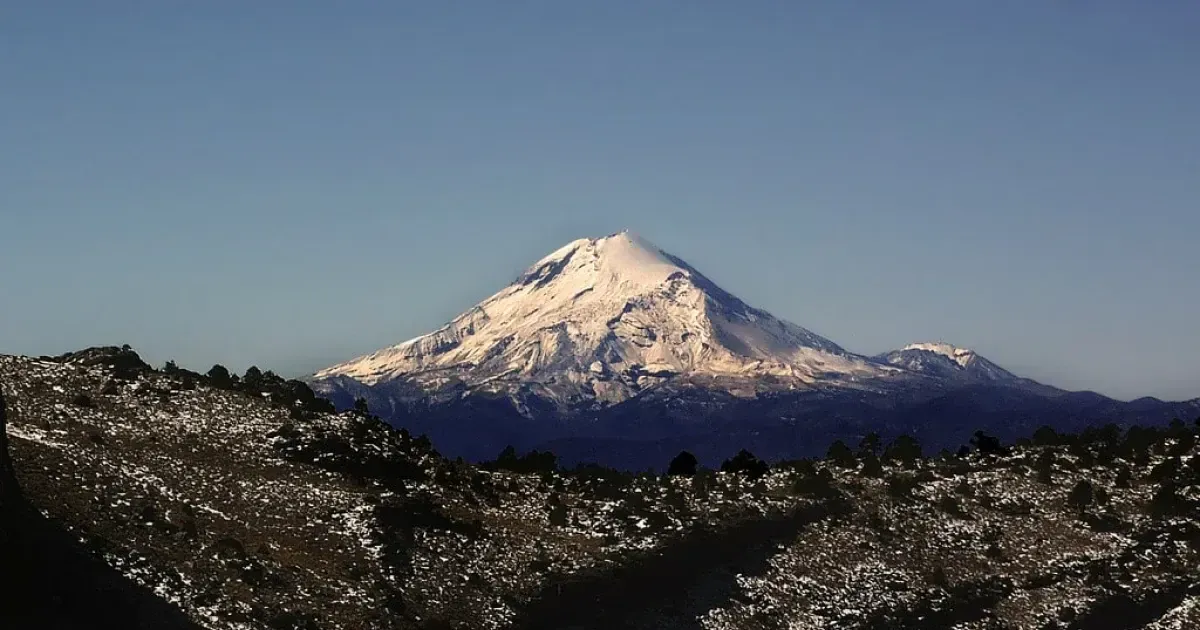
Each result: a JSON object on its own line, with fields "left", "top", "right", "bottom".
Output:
{"left": 315, "top": 231, "right": 890, "bottom": 403}
{"left": 875, "top": 342, "right": 1018, "bottom": 382}
{"left": 307, "top": 231, "right": 1196, "bottom": 468}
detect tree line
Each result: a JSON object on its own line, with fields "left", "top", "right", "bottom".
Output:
{"left": 483, "top": 418, "right": 1200, "bottom": 483}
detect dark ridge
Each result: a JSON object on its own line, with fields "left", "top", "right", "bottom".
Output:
{"left": 0, "top": 389, "right": 202, "bottom": 630}
{"left": 1065, "top": 580, "right": 1198, "bottom": 630}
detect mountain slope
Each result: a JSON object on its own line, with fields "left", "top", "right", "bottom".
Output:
{"left": 315, "top": 231, "right": 892, "bottom": 405}
{"left": 1, "top": 366, "right": 204, "bottom": 629}
{"left": 0, "top": 349, "right": 848, "bottom": 628}
{"left": 5, "top": 348, "right": 1200, "bottom": 629}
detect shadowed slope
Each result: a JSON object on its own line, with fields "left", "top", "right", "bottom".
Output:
{"left": 0, "top": 389, "right": 202, "bottom": 630}
{"left": 509, "top": 499, "right": 850, "bottom": 630}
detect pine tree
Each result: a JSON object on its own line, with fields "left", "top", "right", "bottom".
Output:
{"left": 884, "top": 435, "right": 922, "bottom": 465}
{"left": 1032, "top": 426, "right": 1061, "bottom": 447}
{"left": 826, "top": 440, "right": 857, "bottom": 469}
{"left": 667, "top": 451, "right": 699, "bottom": 477}
{"left": 720, "top": 450, "right": 769, "bottom": 479}
{"left": 1114, "top": 466, "right": 1133, "bottom": 488}
{"left": 207, "top": 364, "right": 234, "bottom": 389}
{"left": 1035, "top": 450, "right": 1055, "bottom": 485}
{"left": 858, "top": 432, "right": 882, "bottom": 458}
{"left": 243, "top": 366, "right": 264, "bottom": 390}
{"left": 860, "top": 452, "right": 884, "bottom": 478}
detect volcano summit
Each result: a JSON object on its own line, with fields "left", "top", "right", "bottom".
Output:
{"left": 316, "top": 231, "right": 894, "bottom": 403}
{"left": 312, "top": 232, "right": 1198, "bottom": 468}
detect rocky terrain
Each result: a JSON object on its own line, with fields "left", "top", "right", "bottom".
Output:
{"left": 3, "top": 347, "right": 1200, "bottom": 629}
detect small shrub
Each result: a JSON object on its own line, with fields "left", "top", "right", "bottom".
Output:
{"left": 1149, "top": 457, "right": 1181, "bottom": 483}
{"left": 1149, "top": 480, "right": 1187, "bottom": 517}
{"left": 549, "top": 503, "right": 568, "bottom": 527}
{"left": 1067, "top": 480, "right": 1094, "bottom": 512}
{"left": 1034, "top": 448, "right": 1060, "bottom": 484}
{"left": 791, "top": 468, "right": 840, "bottom": 500}
{"left": 860, "top": 453, "right": 884, "bottom": 478}
{"left": 971, "top": 431, "right": 1006, "bottom": 456}
{"left": 1114, "top": 467, "right": 1133, "bottom": 488}
{"left": 927, "top": 566, "right": 949, "bottom": 587}
{"left": 939, "top": 494, "right": 967, "bottom": 518}
{"left": 886, "top": 473, "right": 920, "bottom": 500}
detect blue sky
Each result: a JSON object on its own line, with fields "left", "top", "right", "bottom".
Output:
{"left": 2, "top": 2, "right": 1197, "bottom": 400}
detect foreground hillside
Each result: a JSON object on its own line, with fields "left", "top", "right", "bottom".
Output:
{"left": 3, "top": 348, "right": 1199, "bottom": 629}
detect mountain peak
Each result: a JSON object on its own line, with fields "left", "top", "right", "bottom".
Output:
{"left": 592, "top": 230, "right": 681, "bottom": 284}
{"left": 900, "top": 342, "right": 979, "bottom": 367}
{"left": 525, "top": 231, "right": 680, "bottom": 290}
{"left": 315, "top": 232, "right": 882, "bottom": 400}
{"left": 878, "top": 342, "right": 1017, "bottom": 382}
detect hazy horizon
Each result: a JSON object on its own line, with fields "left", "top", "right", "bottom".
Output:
{"left": 3, "top": 3, "right": 1198, "bottom": 401}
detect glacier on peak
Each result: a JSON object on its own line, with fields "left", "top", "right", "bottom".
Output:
{"left": 314, "top": 231, "right": 891, "bottom": 402}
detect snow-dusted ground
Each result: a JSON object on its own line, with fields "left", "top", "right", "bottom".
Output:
{"left": 4, "top": 351, "right": 1199, "bottom": 629}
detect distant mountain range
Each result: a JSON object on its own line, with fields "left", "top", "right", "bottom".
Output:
{"left": 312, "top": 231, "right": 1199, "bottom": 469}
